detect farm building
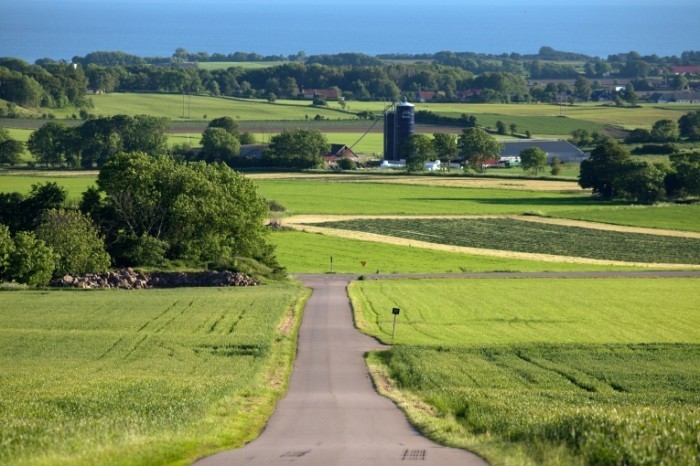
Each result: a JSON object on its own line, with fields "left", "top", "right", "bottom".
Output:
{"left": 300, "top": 88, "right": 340, "bottom": 101}
{"left": 499, "top": 139, "right": 587, "bottom": 163}
{"left": 325, "top": 144, "right": 358, "bottom": 159}
{"left": 323, "top": 144, "right": 359, "bottom": 167}
{"left": 669, "top": 66, "right": 700, "bottom": 75}
{"left": 651, "top": 91, "right": 700, "bottom": 104}
{"left": 379, "top": 159, "right": 442, "bottom": 171}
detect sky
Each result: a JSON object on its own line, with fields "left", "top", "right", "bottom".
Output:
{"left": 4, "top": 0, "right": 698, "bottom": 60}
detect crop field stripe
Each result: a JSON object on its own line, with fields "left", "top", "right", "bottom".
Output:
{"left": 0, "top": 286, "right": 305, "bottom": 466}
{"left": 349, "top": 277, "right": 700, "bottom": 346}
{"left": 310, "top": 217, "right": 700, "bottom": 266}
{"left": 356, "top": 275, "right": 700, "bottom": 466}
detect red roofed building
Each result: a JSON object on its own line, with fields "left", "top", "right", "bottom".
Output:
{"left": 416, "top": 90, "right": 445, "bottom": 102}
{"left": 456, "top": 89, "right": 483, "bottom": 101}
{"left": 670, "top": 66, "right": 700, "bottom": 75}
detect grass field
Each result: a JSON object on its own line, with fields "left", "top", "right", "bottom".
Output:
{"left": 49, "top": 94, "right": 351, "bottom": 121}
{"left": 310, "top": 217, "right": 700, "bottom": 265}
{"left": 351, "top": 278, "right": 700, "bottom": 465}
{"left": 553, "top": 203, "right": 700, "bottom": 233}
{"left": 269, "top": 230, "right": 642, "bottom": 274}
{"left": 350, "top": 278, "right": 700, "bottom": 345}
{"left": 13, "top": 95, "right": 697, "bottom": 138}
{"left": 0, "top": 173, "right": 97, "bottom": 203}
{"left": 256, "top": 180, "right": 602, "bottom": 216}
{"left": 0, "top": 285, "right": 307, "bottom": 466}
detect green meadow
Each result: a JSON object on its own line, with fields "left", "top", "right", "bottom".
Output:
{"left": 50, "top": 94, "right": 350, "bottom": 121}
{"left": 553, "top": 203, "right": 700, "bottom": 233}
{"left": 351, "top": 278, "right": 700, "bottom": 466}
{"left": 14, "top": 95, "right": 697, "bottom": 138}
{"left": 269, "top": 230, "right": 643, "bottom": 274}
{"left": 0, "top": 173, "right": 97, "bottom": 203}
{"left": 255, "top": 180, "right": 600, "bottom": 215}
{"left": 0, "top": 285, "right": 308, "bottom": 466}
{"left": 350, "top": 278, "right": 700, "bottom": 345}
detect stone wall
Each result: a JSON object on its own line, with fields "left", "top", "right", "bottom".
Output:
{"left": 51, "top": 269, "right": 259, "bottom": 289}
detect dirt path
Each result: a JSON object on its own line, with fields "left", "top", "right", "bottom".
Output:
{"left": 279, "top": 215, "right": 700, "bottom": 269}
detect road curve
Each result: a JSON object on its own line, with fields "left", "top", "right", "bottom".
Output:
{"left": 194, "top": 274, "right": 489, "bottom": 466}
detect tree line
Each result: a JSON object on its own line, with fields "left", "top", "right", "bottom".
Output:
{"left": 579, "top": 141, "right": 700, "bottom": 204}
{"left": 0, "top": 155, "right": 281, "bottom": 286}
{"left": 70, "top": 47, "right": 700, "bottom": 78}
{"left": 3, "top": 46, "right": 698, "bottom": 113}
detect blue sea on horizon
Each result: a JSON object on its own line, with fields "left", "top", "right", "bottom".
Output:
{"left": 1, "top": 1, "right": 699, "bottom": 62}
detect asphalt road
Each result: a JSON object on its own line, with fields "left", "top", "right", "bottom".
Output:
{"left": 194, "top": 274, "right": 489, "bottom": 466}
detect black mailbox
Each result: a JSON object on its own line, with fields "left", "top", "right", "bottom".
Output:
{"left": 392, "top": 308, "right": 400, "bottom": 315}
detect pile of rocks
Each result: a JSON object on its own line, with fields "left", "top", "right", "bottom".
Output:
{"left": 51, "top": 268, "right": 259, "bottom": 289}
{"left": 149, "top": 270, "right": 259, "bottom": 288}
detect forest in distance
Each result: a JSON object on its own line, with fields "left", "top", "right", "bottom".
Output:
{"left": 2, "top": 46, "right": 700, "bottom": 111}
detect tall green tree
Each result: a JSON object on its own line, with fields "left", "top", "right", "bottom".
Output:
{"left": 0, "top": 128, "right": 23, "bottom": 166}
{"left": 623, "top": 83, "right": 638, "bottom": 106}
{"left": 668, "top": 152, "right": 700, "bottom": 197}
{"left": 458, "top": 127, "right": 504, "bottom": 173}
{"left": 5, "top": 231, "right": 55, "bottom": 286}
{"left": 617, "top": 161, "right": 667, "bottom": 204}
{"left": 0, "top": 224, "right": 13, "bottom": 280}
{"left": 95, "top": 152, "right": 277, "bottom": 268}
{"left": 27, "top": 122, "right": 72, "bottom": 167}
{"left": 579, "top": 140, "right": 631, "bottom": 200}
{"left": 263, "top": 129, "right": 328, "bottom": 169}
{"left": 36, "top": 209, "right": 111, "bottom": 276}
{"left": 199, "top": 127, "right": 241, "bottom": 164}
{"left": 550, "top": 155, "right": 562, "bottom": 176}
{"left": 432, "top": 132, "right": 458, "bottom": 168}
{"left": 207, "top": 116, "right": 240, "bottom": 137}
{"left": 651, "top": 119, "right": 679, "bottom": 142}
{"left": 78, "top": 115, "right": 169, "bottom": 167}
{"left": 573, "top": 76, "right": 592, "bottom": 101}
{"left": 678, "top": 110, "right": 700, "bottom": 141}
{"left": 519, "top": 147, "right": 548, "bottom": 175}
{"left": 496, "top": 120, "right": 507, "bottom": 135}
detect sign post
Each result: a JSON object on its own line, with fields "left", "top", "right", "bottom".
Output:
{"left": 392, "top": 307, "right": 400, "bottom": 341}
{"left": 330, "top": 256, "right": 334, "bottom": 274}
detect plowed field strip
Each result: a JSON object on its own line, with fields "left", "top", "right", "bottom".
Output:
{"left": 282, "top": 214, "right": 700, "bottom": 239}
{"left": 281, "top": 215, "right": 700, "bottom": 269}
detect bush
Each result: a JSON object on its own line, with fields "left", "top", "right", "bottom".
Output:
{"left": 631, "top": 144, "right": 679, "bottom": 155}
{"left": 0, "top": 224, "right": 14, "bottom": 279}
{"left": 266, "top": 199, "right": 286, "bottom": 212}
{"left": 36, "top": 209, "right": 111, "bottom": 276}
{"left": 5, "top": 231, "right": 55, "bottom": 286}
{"left": 337, "top": 157, "right": 357, "bottom": 170}
{"left": 112, "top": 234, "right": 169, "bottom": 267}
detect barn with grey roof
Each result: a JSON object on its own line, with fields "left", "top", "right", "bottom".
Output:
{"left": 500, "top": 139, "right": 588, "bottom": 163}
